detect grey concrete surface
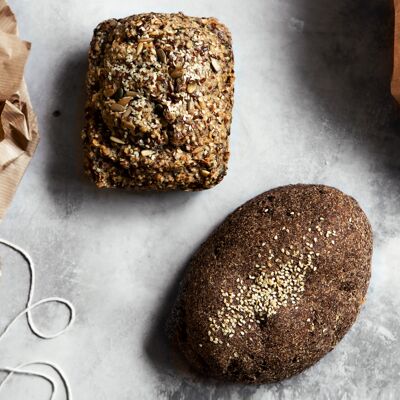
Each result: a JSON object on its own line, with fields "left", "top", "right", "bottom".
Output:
{"left": 0, "top": 0, "right": 399, "bottom": 398}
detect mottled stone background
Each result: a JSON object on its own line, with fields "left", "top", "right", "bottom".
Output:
{"left": 0, "top": 0, "right": 399, "bottom": 398}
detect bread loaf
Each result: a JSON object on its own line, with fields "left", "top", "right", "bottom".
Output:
{"left": 82, "top": 13, "right": 235, "bottom": 191}
{"left": 169, "top": 184, "right": 373, "bottom": 383}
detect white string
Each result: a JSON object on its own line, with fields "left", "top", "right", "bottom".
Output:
{"left": 0, "top": 238, "right": 76, "bottom": 399}
{"left": 0, "top": 364, "right": 56, "bottom": 399}
{"left": 0, "top": 239, "right": 76, "bottom": 340}
{"left": 0, "top": 361, "right": 72, "bottom": 400}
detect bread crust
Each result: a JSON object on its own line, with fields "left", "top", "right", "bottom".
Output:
{"left": 168, "top": 184, "right": 373, "bottom": 383}
{"left": 81, "top": 13, "right": 235, "bottom": 190}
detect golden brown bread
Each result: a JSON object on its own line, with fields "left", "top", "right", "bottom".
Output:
{"left": 82, "top": 13, "right": 235, "bottom": 191}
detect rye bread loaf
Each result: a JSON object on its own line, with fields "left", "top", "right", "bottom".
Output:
{"left": 168, "top": 184, "right": 373, "bottom": 383}
{"left": 81, "top": 13, "right": 235, "bottom": 191}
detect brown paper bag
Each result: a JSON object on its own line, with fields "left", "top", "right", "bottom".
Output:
{"left": 392, "top": 0, "right": 400, "bottom": 102}
{"left": 0, "top": 0, "right": 39, "bottom": 221}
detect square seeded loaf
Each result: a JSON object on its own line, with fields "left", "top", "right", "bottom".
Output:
{"left": 81, "top": 13, "right": 235, "bottom": 190}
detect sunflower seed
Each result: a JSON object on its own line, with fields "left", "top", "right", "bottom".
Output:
{"left": 138, "top": 37, "right": 154, "bottom": 43}
{"left": 211, "top": 58, "right": 221, "bottom": 72}
{"left": 170, "top": 68, "right": 184, "bottom": 79}
{"left": 187, "top": 83, "right": 197, "bottom": 94}
{"left": 125, "top": 91, "right": 139, "bottom": 97}
{"left": 193, "top": 146, "right": 204, "bottom": 154}
{"left": 110, "top": 136, "right": 125, "bottom": 144}
{"left": 111, "top": 103, "right": 125, "bottom": 112}
{"left": 123, "top": 108, "right": 132, "bottom": 118}
{"left": 141, "top": 149, "right": 155, "bottom": 156}
{"left": 136, "top": 42, "right": 144, "bottom": 55}
{"left": 156, "top": 48, "right": 167, "bottom": 63}
{"left": 198, "top": 98, "right": 206, "bottom": 109}
{"left": 104, "top": 87, "right": 115, "bottom": 97}
{"left": 101, "top": 146, "right": 111, "bottom": 156}
{"left": 118, "top": 96, "right": 133, "bottom": 106}
{"left": 122, "top": 120, "right": 135, "bottom": 130}
{"left": 187, "top": 99, "right": 195, "bottom": 113}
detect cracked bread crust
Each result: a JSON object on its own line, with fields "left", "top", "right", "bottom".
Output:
{"left": 81, "top": 13, "right": 235, "bottom": 190}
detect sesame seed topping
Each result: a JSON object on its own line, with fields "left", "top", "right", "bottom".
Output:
{"left": 207, "top": 221, "right": 339, "bottom": 344}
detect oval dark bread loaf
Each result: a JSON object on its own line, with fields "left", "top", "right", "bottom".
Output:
{"left": 168, "top": 184, "right": 373, "bottom": 383}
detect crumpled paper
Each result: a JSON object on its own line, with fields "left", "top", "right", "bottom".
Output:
{"left": 0, "top": 0, "right": 39, "bottom": 221}
{"left": 392, "top": 0, "right": 400, "bottom": 102}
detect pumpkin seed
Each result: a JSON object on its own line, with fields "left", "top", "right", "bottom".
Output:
{"left": 115, "top": 87, "right": 124, "bottom": 100}
{"left": 154, "top": 103, "right": 164, "bottom": 117}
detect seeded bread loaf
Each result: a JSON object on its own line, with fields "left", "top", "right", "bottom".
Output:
{"left": 168, "top": 184, "right": 373, "bottom": 383}
{"left": 81, "top": 13, "right": 235, "bottom": 190}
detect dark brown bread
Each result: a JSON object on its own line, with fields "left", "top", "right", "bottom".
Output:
{"left": 168, "top": 184, "right": 373, "bottom": 383}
